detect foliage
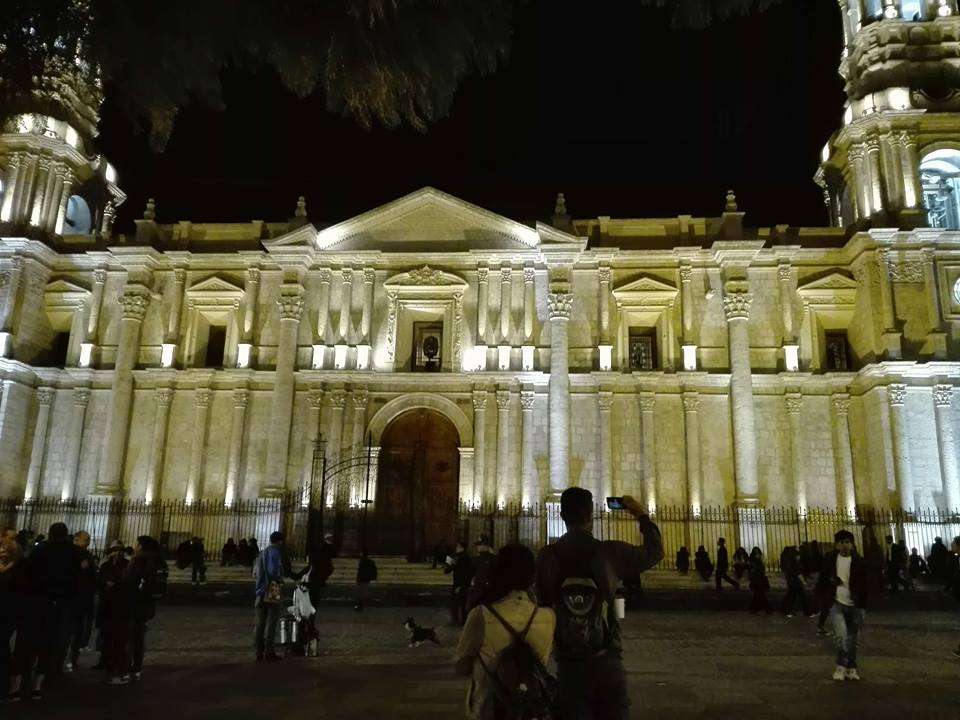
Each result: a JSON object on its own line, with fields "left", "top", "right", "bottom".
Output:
{"left": 640, "top": 0, "right": 786, "bottom": 29}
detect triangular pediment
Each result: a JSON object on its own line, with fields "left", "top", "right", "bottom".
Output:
{"left": 314, "top": 187, "right": 539, "bottom": 252}
{"left": 188, "top": 275, "right": 244, "bottom": 296}
{"left": 613, "top": 275, "right": 677, "bottom": 295}
{"left": 44, "top": 279, "right": 90, "bottom": 295}
{"left": 798, "top": 272, "right": 858, "bottom": 293}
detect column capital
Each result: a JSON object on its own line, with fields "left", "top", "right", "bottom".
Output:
{"left": 328, "top": 390, "right": 347, "bottom": 410}
{"left": 119, "top": 287, "right": 151, "bottom": 321}
{"left": 93, "top": 268, "right": 108, "bottom": 285}
{"left": 933, "top": 384, "right": 953, "bottom": 408}
{"left": 784, "top": 392, "right": 803, "bottom": 414}
{"left": 341, "top": 267, "right": 354, "bottom": 284}
{"left": 233, "top": 388, "right": 250, "bottom": 408}
{"left": 598, "top": 266, "right": 612, "bottom": 284}
{"left": 598, "top": 391, "right": 615, "bottom": 412}
{"left": 472, "top": 388, "right": 488, "bottom": 411}
{"left": 363, "top": 267, "right": 375, "bottom": 284}
{"left": 496, "top": 389, "right": 511, "bottom": 410}
{"left": 73, "top": 387, "right": 91, "bottom": 407}
{"left": 154, "top": 387, "right": 174, "bottom": 407}
{"left": 638, "top": 392, "right": 656, "bottom": 413}
{"left": 682, "top": 392, "right": 700, "bottom": 412}
{"left": 777, "top": 263, "right": 792, "bottom": 282}
{"left": 246, "top": 267, "right": 261, "bottom": 284}
{"left": 477, "top": 266, "right": 489, "bottom": 283}
{"left": 7, "top": 153, "right": 22, "bottom": 169}
{"left": 831, "top": 393, "right": 851, "bottom": 416}
{"left": 276, "top": 286, "right": 305, "bottom": 320}
{"left": 722, "top": 291, "right": 753, "bottom": 321}
{"left": 888, "top": 383, "right": 908, "bottom": 407}
{"left": 547, "top": 292, "right": 573, "bottom": 320}
{"left": 37, "top": 156, "right": 51, "bottom": 171}
{"left": 352, "top": 390, "right": 369, "bottom": 411}
{"left": 308, "top": 389, "right": 325, "bottom": 409}
{"left": 500, "top": 266, "right": 512, "bottom": 282}
{"left": 678, "top": 264, "right": 692, "bottom": 283}
{"left": 195, "top": 388, "right": 212, "bottom": 408}
{"left": 523, "top": 266, "right": 536, "bottom": 283}
{"left": 317, "top": 267, "right": 332, "bottom": 283}
{"left": 36, "top": 387, "right": 56, "bottom": 406}
{"left": 520, "top": 390, "right": 535, "bottom": 411}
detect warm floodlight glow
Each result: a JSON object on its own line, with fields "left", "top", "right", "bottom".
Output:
{"left": 474, "top": 345, "right": 488, "bottom": 371}
{"left": 312, "top": 345, "right": 325, "bottom": 369}
{"left": 160, "top": 343, "right": 176, "bottom": 368}
{"left": 939, "top": 1, "right": 953, "bottom": 17}
{"left": 843, "top": 105, "right": 853, "bottom": 125}
{"left": 784, "top": 344, "right": 800, "bottom": 372}
{"left": 682, "top": 345, "right": 698, "bottom": 371}
{"left": 498, "top": 345, "right": 511, "bottom": 371}
{"left": 0, "top": 332, "right": 11, "bottom": 358}
{"left": 888, "top": 87, "right": 910, "bottom": 111}
{"left": 356, "top": 344, "right": 370, "bottom": 370}
{"left": 821, "top": 143, "right": 831, "bottom": 164}
{"left": 521, "top": 345, "right": 534, "bottom": 371}
{"left": 78, "top": 342, "right": 93, "bottom": 368}
{"left": 598, "top": 345, "right": 612, "bottom": 371}
{"left": 334, "top": 344, "right": 348, "bottom": 369}
{"left": 236, "top": 343, "right": 251, "bottom": 368}
{"left": 883, "top": 3, "right": 899, "bottom": 19}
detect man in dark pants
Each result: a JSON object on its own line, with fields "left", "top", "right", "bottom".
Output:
{"left": 444, "top": 542, "right": 473, "bottom": 626}
{"left": 780, "top": 544, "right": 811, "bottom": 617}
{"left": 125, "top": 536, "right": 167, "bottom": 681}
{"left": 66, "top": 531, "right": 97, "bottom": 671}
{"left": 884, "top": 535, "right": 909, "bottom": 592}
{"left": 537, "top": 488, "right": 663, "bottom": 720}
{"left": 715, "top": 537, "right": 740, "bottom": 591}
{"left": 190, "top": 537, "right": 206, "bottom": 586}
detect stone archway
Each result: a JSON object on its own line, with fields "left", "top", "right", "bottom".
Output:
{"left": 374, "top": 408, "right": 460, "bottom": 560}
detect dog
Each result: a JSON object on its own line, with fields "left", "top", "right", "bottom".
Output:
{"left": 403, "top": 617, "right": 441, "bottom": 647}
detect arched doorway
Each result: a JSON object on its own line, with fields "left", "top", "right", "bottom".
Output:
{"left": 375, "top": 408, "right": 460, "bottom": 560}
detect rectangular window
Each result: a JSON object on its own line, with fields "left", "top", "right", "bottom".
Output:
{"left": 38, "top": 332, "right": 70, "bottom": 368}
{"left": 824, "top": 332, "right": 851, "bottom": 371}
{"left": 411, "top": 321, "right": 443, "bottom": 372}
{"left": 628, "top": 329, "right": 657, "bottom": 370}
{"left": 204, "top": 325, "right": 227, "bottom": 368}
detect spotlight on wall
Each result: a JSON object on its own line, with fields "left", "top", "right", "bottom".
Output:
{"left": 939, "top": 0, "right": 953, "bottom": 17}
{"left": 498, "top": 345, "right": 511, "bottom": 371}
{"left": 681, "top": 345, "right": 698, "bottom": 372}
{"left": 356, "top": 344, "right": 371, "bottom": 370}
{"left": 783, "top": 344, "right": 800, "bottom": 373}
{"left": 236, "top": 343, "right": 251, "bottom": 369}
{"left": 598, "top": 345, "right": 613, "bottom": 371}
{"left": 160, "top": 343, "right": 176, "bottom": 368}
{"left": 474, "top": 345, "right": 488, "bottom": 371}
{"left": 334, "top": 344, "right": 348, "bottom": 370}
{"left": 311, "top": 344, "right": 325, "bottom": 370}
{"left": 521, "top": 345, "right": 535, "bottom": 371}
{"left": 78, "top": 342, "right": 94, "bottom": 368}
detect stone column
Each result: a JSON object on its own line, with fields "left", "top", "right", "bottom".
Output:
{"left": 866, "top": 138, "right": 883, "bottom": 217}
{"left": 185, "top": 389, "right": 212, "bottom": 504}
{"left": 60, "top": 388, "right": 91, "bottom": 501}
{"left": 875, "top": 249, "right": 901, "bottom": 358}
{"left": 96, "top": 286, "right": 150, "bottom": 495}
{"left": 349, "top": 389, "right": 369, "bottom": 504}
{"left": 848, "top": 146, "right": 868, "bottom": 219}
{"left": 887, "top": 384, "right": 914, "bottom": 511}
{"left": 523, "top": 267, "right": 536, "bottom": 343}
{"left": 452, "top": 292, "right": 464, "bottom": 371}
{"left": 547, "top": 291, "right": 573, "bottom": 494}
{"left": 317, "top": 268, "right": 332, "bottom": 343}
{"left": 338, "top": 267, "right": 353, "bottom": 343}
{"left": 477, "top": 266, "right": 489, "bottom": 344}
{"left": 85, "top": 269, "right": 107, "bottom": 347}
{"left": 143, "top": 387, "right": 173, "bottom": 504}
{"left": 384, "top": 291, "right": 398, "bottom": 366}
{"left": 639, "top": 392, "right": 657, "bottom": 512}
{"left": 29, "top": 158, "right": 50, "bottom": 227}
{"left": 520, "top": 390, "right": 537, "bottom": 506}
{"left": 472, "top": 388, "right": 487, "bottom": 507}
{"left": 598, "top": 266, "right": 611, "bottom": 345}
{"left": 831, "top": 394, "right": 857, "bottom": 513}
{"left": 41, "top": 164, "right": 63, "bottom": 232}
{"left": 24, "top": 387, "right": 55, "bottom": 501}
{"left": 242, "top": 268, "right": 261, "bottom": 344}
{"left": 723, "top": 290, "right": 759, "bottom": 502}
{"left": 263, "top": 284, "right": 304, "bottom": 495}
{"left": 298, "top": 389, "right": 324, "bottom": 505}
{"left": 499, "top": 266, "right": 512, "bottom": 345}
{"left": 0, "top": 153, "right": 21, "bottom": 222}
{"left": 495, "top": 389, "right": 512, "bottom": 505}
{"left": 0, "top": 257, "right": 25, "bottom": 339}
{"left": 933, "top": 385, "right": 960, "bottom": 512}
{"left": 165, "top": 269, "right": 187, "bottom": 345}
{"left": 679, "top": 265, "right": 694, "bottom": 344}
{"left": 778, "top": 263, "right": 795, "bottom": 343}
{"left": 682, "top": 392, "right": 702, "bottom": 511}
{"left": 922, "top": 250, "right": 947, "bottom": 358}
{"left": 785, "top": 393, "right": 806, "bottom": 510}
{"left": 360, "top": 268, "right": 375, "bottom": 344}
{"left": 598, "top": 391, "right": 614, "bottom": 502}
{"left": 224, "top": 388, "right": 250, "bottom": 507}
{"left": 53, "top": 167, "right": 75, "bottom": 235}
{"left": 14, "top": 156, "right": 36, "bottom": 224}
{"left": 899, "top": 131, "right": 922, "bottom": 210}
{"left": 326, "top": 390, "right": 347, "bottom": 506}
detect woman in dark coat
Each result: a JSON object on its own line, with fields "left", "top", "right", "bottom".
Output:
{"left": 748, "top": 547, "right": 771, "bottom": 614}
{"left": 694, "top": 545, "right": 713, "bottom": 581}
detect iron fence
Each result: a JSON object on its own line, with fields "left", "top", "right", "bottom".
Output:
{"left": 3, "top": 496, "right": 958, "bottom": 572}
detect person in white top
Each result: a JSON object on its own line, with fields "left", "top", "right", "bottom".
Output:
{"left": 815, "top": 529, "right": 868, "bottom": 681}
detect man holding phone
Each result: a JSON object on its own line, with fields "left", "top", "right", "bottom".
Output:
{"left": 536, "top": 488, "right": 663, "bottom": 719}
{"left": 815, "top": 529, "right": 869, "bottom": 681}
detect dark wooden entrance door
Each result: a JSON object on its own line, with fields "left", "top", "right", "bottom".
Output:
{"left": 375, "top": 409, "right": 460, "bottom": 560}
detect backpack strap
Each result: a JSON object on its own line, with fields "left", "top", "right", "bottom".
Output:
{"left": 486, "top": 603, "right": 538, "bottom": 642}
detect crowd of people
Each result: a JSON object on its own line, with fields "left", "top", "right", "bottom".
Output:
{"left": 0, "top": 523, "right": 168, "bottom": 702}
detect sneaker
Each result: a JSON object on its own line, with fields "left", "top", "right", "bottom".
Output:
{"left": 784, "top": 612, "right": 795, "bottom": 618}
{"left": 845, "top": 668, "right": 862, "bottom": 681}
{"left": 832, "top": 665, "right": 846, "bottom": 681}
{"left": 30, "top": 690, "right": 42, "bottom": 701}
{"left": 109, "top": 675, "right": 130, "bottom": 685}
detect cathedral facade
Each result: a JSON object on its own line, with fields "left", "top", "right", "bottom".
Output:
{"left": 2, "top": 2, "right": 960, "bottom": 538}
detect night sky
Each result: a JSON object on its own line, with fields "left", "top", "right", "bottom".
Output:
{"left": 97, "top": 0, "right": 845, "bottom": 235}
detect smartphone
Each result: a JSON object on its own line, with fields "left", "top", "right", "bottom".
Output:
{"left": 606, "top": 497, "right": 625, "bottom": 510}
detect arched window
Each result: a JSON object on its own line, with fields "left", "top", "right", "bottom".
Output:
{"left": 901, "top": 0, "right": 923, "bottom": 19}
{"left": 863, "top": 0, "right": 884, "bottom": 20}
{"left": 63, "top": 195, "right": 91, "bottom": 234}
{"left": 920, "top": 149, "right": 960, "bottom": 230}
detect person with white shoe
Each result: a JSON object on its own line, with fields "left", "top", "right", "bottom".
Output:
{"left": 816, "top": 529, "right": 869, "bottom": 681}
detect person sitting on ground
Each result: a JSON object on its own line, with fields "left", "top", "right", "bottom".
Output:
{"left": 454, "top": 544, "right": 556, "bottom": 720}
{"left": 237, "top": 538, "right": 250, "bottom": 567}
{"left": 748, "top": 547, "right": 771, "bottom": 614}
{"left": 221, "top": 538, "right": 238, "bottom": 567}
{"left": 909, "top": 547, "right": 929, "bottom": 580}
{"left": 929, "top": 536, "right": 949, "bottom": 582}
{"left": 676, "top": 546, "right": 690, "bottom": 575}
{"left": 466, "top": 536, "right": 496, "bottom": 613}
{"left": 536, "top": 489, "right": 663, "bottom": 720}
{"left": 732, "top": 545, "right": 750, "bottom": 580}
{"left": 355, "top": 550, "right": 377, "bottom": 612}
{"left": 694, "top": 545, "right": 713, "bottom": 582}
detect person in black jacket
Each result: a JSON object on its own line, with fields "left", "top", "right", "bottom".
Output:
{"left": 715, "top": 538, "right": 740, "bottom": 591}
{"left": 780, "top": 545, "right": 811, "bottom": 617}
{"left": 1, "top": 537, "right": 28, "bottom": 701}
{"left": 444, "top": 542, "right": 473, "bottom": 626}
{"left": 119, "top": 535, "right": 167, "bottom": 683}
{"left": 676, "top": 546, "right": 690, "bottom": 575}
{"left": 190, "top": 537, "right": 206, "bottom": 586}
{"left": 816, "top": 529, "right": 869, "bottom": 681}
{"left": 66, "top": 531, "right": 97, "bottom": 672}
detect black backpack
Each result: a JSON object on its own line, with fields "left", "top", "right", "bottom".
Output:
{"left": 140, "top": 562, "right": 169, "bottom": 601}
{"left": 552, "top": 544, "right": 613, "bottom": 661}
{"left": 478, "top": 605, "right": 559, "bottom": 720}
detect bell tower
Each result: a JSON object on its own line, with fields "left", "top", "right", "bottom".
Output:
{"left": 0, "top": 40, "right": 124, "bottom": 241}
{"left": 817, "top": 0, "right": 960, "bottom": 230}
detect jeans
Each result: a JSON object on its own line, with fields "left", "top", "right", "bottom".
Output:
{"left": 557, "top": 654, "right": 629, "bottom": 720}
{"left": 829, "top": 602, "right": 865, "bottom": 668}
{"left": 450, "top": 586, "right": 468, "bottom": 626}
{"left": 192, "top": 560, "right": 206, "bottom": 583}
{"left": 715, "top": 570, "right": 739, "bottom": 590}
{"left": 254, "top": 602, "right": 281, "bottom": 656}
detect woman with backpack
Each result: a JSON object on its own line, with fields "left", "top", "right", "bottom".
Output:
{"left": 454, "top": 544, "right": 556, "bottom": 720}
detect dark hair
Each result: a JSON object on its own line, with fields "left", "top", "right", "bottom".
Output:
{"left": 48, "top": 522, "right": 68, "bottom": 541}
{"left": 835, "top": 530, "right": 855, "bottom": 543}
{"left": 270, "top": 531, "right": 284, "bottom": 544}
{"left": 484, "top": 544, "right": 536, "bottom": 604}
{"left": 560, "top": 487, "right": 593, "bottom": 526}
{"left": 137, "top": 535, "right": 160, "bottom": 552}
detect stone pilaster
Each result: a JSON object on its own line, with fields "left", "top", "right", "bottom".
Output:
{"left": 53, "top": 167, "right": 74, "bottom": 235}
{"left": 30, "top": 157, "right": 50, "bottom": 227}
{"left": 224, "top": 388, "right": 250, "bottom": 507}
{"left": 495, "top": 389, "right": 512, "bottom": 505}
{"left": 385, "top": 291, "right": 398, "bottom": 366}
{"left": 477, "top": 266, "right": 489, "bottom": 345}
{"left": 97, "top": 286, "right": 150, "bottom": 495}
{"left": 520, "top": 390, "right": 537, "bottom": 507}
{"left": 61, "top": 388, "right": 91, "bottom": 501}
{"left": 598, "top": 266, "right": 612, "bottom": 345}
{"left": 830, "top": 394, "right": 857, "bottom": 513}
{"left": 298, "top": 389, "right": 324, "bottom": 505}
{"left": 866, "top": 138, "right": 883, "bottom": 216}
{"left": 326, "top": 390, "right": 347, "bottom": 506}
{"left": 682, "top": 392, "right": 702, "bottom": 511}
{"left": 263, "top": 284, "right": 304, "bottom": 496}
{"left": 598, "top": 391, "right": 614, "bottom": 502}
{"left": 547, "top": 291, "right": 572, "bottom": 494}
{"left": 24, "top": 387, "right": 55, "bottom": 501}
{"left": 921, "top": 250, "right": 947, "bottom": 358}
{"left": 723, "top": 290, "right": 759, "bottom": 502}
{"left": 166, "top": 269, "right": 187, "bottom": 346}
{"left": 638, "top": 392, "right": 657, "bottom": 512}
{"left": 0, "top": 153, "right": 21, "bottom": 222}
{"left": 185, "top": 388, "right": 212, "bottom": 504}
{"left": 143, "top": 387, "right": 173, "bottom": 504}
{"left": 0, "top": 257, "right": 25, "bottom": 343}
{"left": 499, "top": 266, "right": 512, "bottom": 345}
{"left": 338, "top": 267, "right": 353, "bottom": 343}
{"left": 784, "top": 393, "right": 806, "bottom": 510}
{"left": 360, "top": 268, "right": 375, "bottom": 344}
{"left": 679, "top": 265, "right": 694, "bottom": 345}
{"left": 778, "top": 263, "right": 795, "bottom": 344}
{"left": 84, "top": 269, "right": 108, "bottom": 351}
{"left": 472, "top": 388, "right": 487, "bottom": 506}
{"left": 933, "top": 385, "right": 960, "bottom": 512}
{"left": 875, "top": 249, "right": 902, "bottom": 358}
{"left": 887, "top": 384, "right": 914, "bottom": 511}
{"left": 316, "top": 268, "right": 332, "bottom": 343}
{"left": 523, "top": 266, "right": 536, "bottom": 343}
{"left": 242, "top": 267, "right": 261, "bottom": 344}
{"left": 349, "top": 389, "right": 369, "bottom": 504}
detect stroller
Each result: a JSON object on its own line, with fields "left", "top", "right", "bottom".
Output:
{"left": 288, "top": 569, "right": 320, "bottom": 656}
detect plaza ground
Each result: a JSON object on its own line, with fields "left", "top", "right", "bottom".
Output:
{"left": 5, "top": 597, "right": 959, "bottom": 719}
